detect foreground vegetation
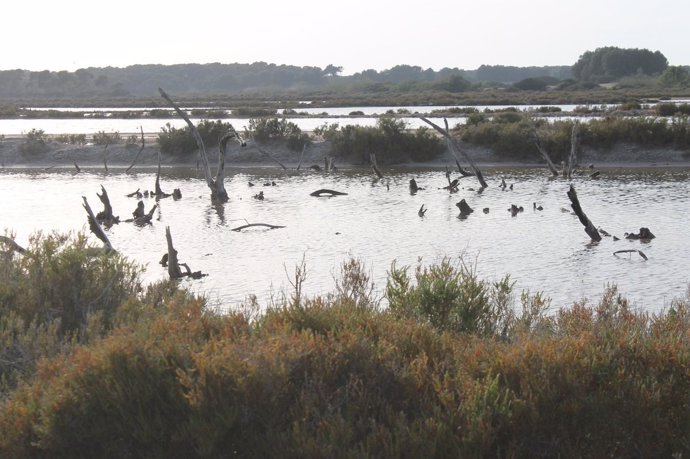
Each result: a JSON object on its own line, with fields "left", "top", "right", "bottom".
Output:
{"left": 2, "top": 233, "right": 690, "bottom": 457}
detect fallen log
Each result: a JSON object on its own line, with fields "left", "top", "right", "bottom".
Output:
{"left": 614, "top": 249, "right": 648, "bottom": 261}
{"left": 420, "top": 116, "right": 488, "bottom": 188}
{"left": 231, "top": 223, "right": 286, "bottom": 232}
{"left": 567, "top": 184, "right": 601, "bottom": 241}
{"left": 125, "top": 126, "right": 145, "bottom": 173}
{"left": 126, "top": 188, "right": 142, "bottom": 198}
{"left": 310, "top": 189, "right": 348, "bottom": 197}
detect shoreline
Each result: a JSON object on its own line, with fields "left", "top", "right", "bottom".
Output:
{"left": 1, "top": 137, "right": 689, "bottom": 171}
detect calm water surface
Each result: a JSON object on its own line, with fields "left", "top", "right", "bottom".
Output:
{"left": 2, "top": 167, "right": 688, "bottom": 312}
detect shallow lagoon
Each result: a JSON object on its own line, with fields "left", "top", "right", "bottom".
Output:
{"left": 2, "top": 166, "right": 688, "bottom": 311}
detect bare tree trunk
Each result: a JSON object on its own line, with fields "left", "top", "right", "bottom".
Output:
{"left": 159, "top": 87, "right": 244, "bottom": 202}
{"left": 95, "top": 185, "right": 119, "bottom": 226}
{"left": 82, "top": 197, "right": 114, "bottom": 252}
{"left": 420, "top": 117, "right": 488, "bottom": 188}
{"left": 165, "top": 226, "right": 182, "bottom": 279}
{"left": 154, "top": 151, "right": 171, "bottom": 199}
{"left": 370, "top": 152, "right": 384, "bottom": 179}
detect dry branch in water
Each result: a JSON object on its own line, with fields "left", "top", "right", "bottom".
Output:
{"left": 532, "top": 130, "right": 560, "bottom": 177}
{"left": 613, "top": 249, "right": 648, "bottom": 261}
{"left": 310, "top": 189, "right": 348, "bottom": 197}
{"left": 82, "top": 196, "right": 114, "bottom": 252}
{"left": 370, "top": 152, "right": 384, "bottom": 179}
{"left": 231, "top": 223, "right": 286, "bottom": 232}
{"left": 567, "top": 184, "right": 601, "bottom": 241}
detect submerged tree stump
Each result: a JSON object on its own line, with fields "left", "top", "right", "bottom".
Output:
{"left": 567, "top": 184, "right": 601, "bottom": 242}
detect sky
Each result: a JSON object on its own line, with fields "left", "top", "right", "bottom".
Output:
{"left": 2, "top": 0, "right": 687, "bottom": 74}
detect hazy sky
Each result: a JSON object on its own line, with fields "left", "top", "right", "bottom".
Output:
{"left": 3, "top": 0, "right": 686, "bottom": 74}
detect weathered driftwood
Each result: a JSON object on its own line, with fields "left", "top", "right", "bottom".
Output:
{"left": 126, "top": 188, "right": 142, "bottom": 198}
{"left": 310, "top": 189, "right": 348, "bottom": 197}
{"left": 126, "top": 201, "right": 157, "bottom": 225}
{"left": 532, "top": 130, "right": 560, "bottom": 177}
{"left": 418, "top": 204, "right": 427, "bottom": 217}
{"left": 154, "top": 151, "right": 171, "bottom": 200}
{"left": 625, "top": 227, "right": 656, "bottom": 241}
{"left": 159, "top": 87, "right": 245, "bottom": 202}
{"left": 95, "top": 186, "right": 120, "bottom": 226}
{"left": 253, "top": 143, "right": 288, "bottom": 170}
{"left": 443, "top": 167, "right": 460, "bottom": 192}
{"left": 370, "top": 152, "right": 384, "bottom": 179}
{"left": 0, "top": 236, "right": 27, "bottom": 254}
{"left": 125, "top": 126, "right": 145, "bottom": 173}
{"left": 444, "top": 119, "right": 474, "bottom": 178}
{"left": 409, "top": 178, "right": 420, "bottom": 194}
{"left": 613, "top": 249, "right": 648, "bottom": 261}
{"left": 163, "top": 226, "right": 205, "bottom": 279}
{"left": 420, "top": 116, "right": 488, "bottom": 188}
{"left": 509, "top": 204, "right": 524, "bottom": 217}
{"left": 567, "top": 184, "right": 601, "bottom": 241}
{"left": 82, "top": 197, "right": 114, "bottom": 252}
{"left": 231, "top": 223, "right": 286, "bottom": 232}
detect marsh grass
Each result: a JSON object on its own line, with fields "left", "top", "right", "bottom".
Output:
{"left": 2, "top": 236, "right": 690, "bottom": 457}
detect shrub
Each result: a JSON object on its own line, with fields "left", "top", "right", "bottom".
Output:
{"left": 54, "top": 133, "right": 87, "bottom": 145}
{"left": 246, "top": 117, "right": 310, "bottom": 151}
{"left": 232, "top": 107, "right": 277, "bottom": 117}
{"left": 158, "top": 119, "right": 238, "bottom": 155}
{"left": 19, "top": 128, "right": 48, "bottom": 155}
{"left": 91, "top": 131, "right": 122, "bottom": 145}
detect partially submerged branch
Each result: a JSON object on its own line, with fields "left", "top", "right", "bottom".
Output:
{"left": 310, "top": 189, "right": 348, "bottom": 197}
{"left": 614, "top": 249, "right": 648, "bottom": 261}
{"left": 370, "top": 152, "right": 384, "bottom": 179}
{"left": 567, "top": 184, "right": 601, "bottom": 241}
{"left": 231, "top": 223, "right": 286, "bottom": 232}
{"left": 125, "top": 126, "right": 145, "bottom": 173}
{"left": 532, "top": 130, "right": 560, "bottom": 177}
{"left": 164, "top": 226, "right": 205, "bottom": 279}
{"left": 82, "top": 196, "right": 114, "bottom": 252}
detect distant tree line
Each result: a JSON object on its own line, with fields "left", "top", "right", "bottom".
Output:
{"left": 0, "top": 47, "right": 684, "bottom": 101}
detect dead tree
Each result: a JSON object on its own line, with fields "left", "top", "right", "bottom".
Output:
{"left": 420, "top": 117, "right": 488, "bottom": 188}
{"left": 154, "top": 151, "right": 171, "bottom": 200}
{"left": 532, "top": 130, "right": 560, "bottom": 177}
{"left": 95, "top": 186, "right": 120, "bottom": 227}
{"left": 82, "top": 197, "right": 114, "bottom": 252}
{"left": 370, "top": 152, "right": 384, "bottom": 179}
{"left": 567, "top": 184, "right": 601, "bottom": 241}
{"left": 159, "top": 87, "right": 245, "bottom": 202}
{"left": 163, "top": 226, "right": 204, "bottom": 279}
{"left": 125, "top": 126, "right": 146, "bottom": 173}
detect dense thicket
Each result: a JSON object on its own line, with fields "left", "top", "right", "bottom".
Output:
{"left": 2, "top": 234, "right": 690, "bottom": 457}
{"left": 572, "top": 47, "right": 668, "bottom": 82}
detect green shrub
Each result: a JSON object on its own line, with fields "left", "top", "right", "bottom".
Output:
{"left": 19, "top": 129, "right": 48, "bottom": 155}
{"left": 91, "top": 131, "right": 122, "bottom": 145}
{"left": 232, "top": 107, "right": 277, "bottom": 117}
{"left": 54, "top": 134, "right": 87, "bottom": 145}
{"left": 158, "top": 119, "right": 237, "bottom": 155}
{"left": 246, "top": 117, "right": 310, "bottom": 151}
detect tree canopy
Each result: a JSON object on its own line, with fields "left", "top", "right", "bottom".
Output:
{"left": 572, "top": 47, "right": 668, "bottom": 82}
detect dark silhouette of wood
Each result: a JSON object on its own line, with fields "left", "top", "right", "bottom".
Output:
{"left": 82, "top": 197, "right": 114, "bottom": 252}
{"left": 565, "top": 123, "right": 580, "bottom": 179}
{"left": 126, "top": 188, "right": 142, "bottom": 198}
{"left": 418, "top": 204, "right": 427, "bottom": 217}
{"left": 125, "top": 126, "right": 145, "bottom": 173}
{"left": 409, "top": 178, "right": 420, "bottom": 194}
{"left": 154, "top": 151, "right": 171, "bottom": 200}
{"left": 231, "top": 223, "right": 286, "bottom": 232}
{"left": 420, "top": 116, "right": 488, "bottom": 188}
{"left": 163, "top": 226, "right": 206, "bottom": 279}
{"left": 103, "top": 143, "right": 109, "bottom": 173}
{"left": 567, "top": 184, "right": 601, "bottom": 241}
{"left": 614, "top": 249, "right": 648, "bottom": 261}
{"left": 73, "top": 160, "right": 81, "bottom": 174}
{"left": 126, "top": 201, "right": 157, "bottom": 225}
{"left": 310, "top": 189, "right": 348, "bottom": 197}
{"left": 95, "top": 185, "right": 120, "bottom": 226}
{"left": 456, "top": 199, "right": 474, "bottom": 217}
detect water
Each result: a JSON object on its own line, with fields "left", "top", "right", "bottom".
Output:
{"left": 1, "top": 167, "right": 688, "bottom": 312}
